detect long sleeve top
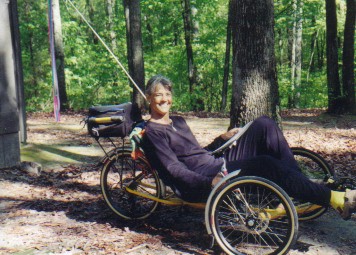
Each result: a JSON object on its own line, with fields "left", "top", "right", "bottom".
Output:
{"left": 142, "top": 116, "right": 224, "bottom": 201}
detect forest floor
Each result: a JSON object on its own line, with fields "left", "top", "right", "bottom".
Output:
{"left": 0, "top": 109, "right": 355, "bottom": 255}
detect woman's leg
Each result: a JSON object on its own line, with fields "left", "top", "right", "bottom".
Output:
{"left": 226, "top": 155, "right": 331, "bottom": 206}
{"left": 224, "top": 116, "right": 299, "bottom": 171}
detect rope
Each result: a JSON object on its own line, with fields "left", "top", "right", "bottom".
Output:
{"left": 48, "top": 0, "right": 61, "bottom": 121}
{"left": 64, "top": 0, "right": 147, "bottom": 101}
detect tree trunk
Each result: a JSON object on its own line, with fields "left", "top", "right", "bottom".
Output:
{"left": 342, "top": 0, "right": 355, "bottom": 113}
{"left": 24, "top": 1, "right": 37, "bottom": 95}
{"left": 325, "top": 0, "right": 341, "bottom": 113}
{"left": 316, "top": 32, "right": 325, "bottom": 69}
{"left": 288, "top": 0, "right": 302, "bottom": 109}
{"left": 229, "top": 0, "right": 280, "bottom": 128}
{"left": 294, "top": 0, "right": 303, "bottom": 108}
{"left": 277, "top": 28, "right": 283, "bottom": 68}
{"left": 307, "top": 26, "right": 318, "bottom": 82}
{"left": 180, "top": 0, "right": 196, "bottom": 94}
{"left": 86, "top": 0, "right": 98, "bottom": 44}
{"left": 123, "top": 0, "right": 145, "bottom": 113}
{"left": 221, "top": 0, "right": 234, "bottom": 112}
{"left": 0, "top": 0, "right": 21, "bottom": 168}
{"left": 289, "top": 1, "right": 296, "bottom": 108}
{"left": 146, "top": 17, "right": 154, "bottom": 51}
{"left": 10, "top": 0, "right": 26, "bottom": 144}
{"left": 52, "top": 0, "right": 68, "bottom": 111}
{"left": 106, "top": 0, "right": 117, "bottom": 52}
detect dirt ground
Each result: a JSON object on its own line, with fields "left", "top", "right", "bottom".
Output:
{"left": 0, "top": 110, "right": 355, "bottom": 255}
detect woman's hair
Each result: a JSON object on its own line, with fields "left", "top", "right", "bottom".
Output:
{"left": 145, "top": 75, "right": 172, "bottom": 97}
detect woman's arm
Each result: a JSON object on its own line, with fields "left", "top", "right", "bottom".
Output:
{"left": 143, "top": 129, "right": 212, "bottom": 190}
{"left": 204, "top": 128, "right": 239, "bottom": 152}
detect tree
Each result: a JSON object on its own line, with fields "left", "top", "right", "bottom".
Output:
{"left": 325, "top": 0, "right": 341, "bottom": 113}
{"left": 180, "top": 0, "right": 205, "bottom": 111}
{"left": 86, "top": 0, "right": 98, "bottom": 44}
{"left": 229, "top": 0, "right": 280, "bottom": 128}
{"left": 52, "top": 0, "right": 68, "bottom": 111}
{"left": 106, "top": 0, "right": 117, "bottom": 51}
{"left": 342, "top": 0, "right": 355, "bottom": 113}
{"left": 288, "top": 0, "right": 303, "bottom": 108}
{"left": 180, "top": 0, "right": 197, "bottom": 94}
{"left": 0, "top": 0, "right": 21, "bottom": 167}
{"left": 123, "top": 0, "right": 145, "bottom": 112}
{"left": 221, "top": 0, "right": 234, "bottom": 112}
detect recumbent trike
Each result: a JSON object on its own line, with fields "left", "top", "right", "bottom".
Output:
{"left": 85, "top": 102, "right": 354, "bottom": 255}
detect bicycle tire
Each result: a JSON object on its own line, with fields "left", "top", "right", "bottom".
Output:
{"left": 291, "top": 147, "right": 334, "bottom": 221}
{"left": 100, "top": 149, "right": 163, "bottom": 220}
{"left": 208, "top": 176, "right": 298, "bottom": 255}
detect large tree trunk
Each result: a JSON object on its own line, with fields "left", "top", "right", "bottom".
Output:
{"left": 123, "top": 0, "right": 145, "bottom": 113}
{"left": 325, "top": 0, "right": 341, "bottom": 113}
{"left": 52, "top": 0, "right": 68, "bottom": 111}
{"left": 221, "top": 0, "right": 234, "bottom": 112}
{"left": 10, "top": 0, "right": 26, "bottom": 144}
{"left": 229, "top": 0, "right": 280, "bottom": 128}
{"left": 0, "top": 0, "right": 21, "bottom": 167}
{"left": 342, "top": 0, "right": 355, "bottom": 113}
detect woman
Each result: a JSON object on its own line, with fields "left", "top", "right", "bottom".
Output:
{"left": 142, "top": 75, "right": 355, "bottom": 220}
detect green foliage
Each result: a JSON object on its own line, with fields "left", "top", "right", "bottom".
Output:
{"left": 17, "top": 0, "right": 353, "bottom": 113}
{"left": 278, "top": 66, "right": 328, "bottom": 108}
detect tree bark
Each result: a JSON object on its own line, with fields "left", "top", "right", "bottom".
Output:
{"left": 229, "top": 0, "right": 280, "bottom": 128}
{"left": 10, "top": 0, "right": 26, "bottom": 144}
{"left": 342, "top": 0, "right": 355, "bottom": 113}
{"left": 221, "top": 0, "right": 234, "bottom": 112}
{"left": 24, "top": 1, "right": 37, "bottom": 95}
{"left": 52, "top": 0, "right": 68, "bottom": 111}
{"left": 123, "top": 0, "right": 145, "bottom": 113}
{"left": 289, "top": 1, "right": 296, "bottom": 108}
{"left": 106, "top": 0, "right": 117, "bottom": 52}
{"left": 0, "top": 0, "right": 21, "bottom": 168}
{"left": 288, "top": 0, "right": 302, "bottom": 109}
{"left": 180, "top": 0, "right": 197, "bottom": 94}
{"left": 325, "top": 0, "right": 341, "bottom": 113}
{"left": 307, "top": 26, "right": 318, "bottom": 82}
{"left": 86, "top": 0, "right": 98, "bottom": 45}
{"left": 316, "top": 32, "right": 325, "bottom": 69}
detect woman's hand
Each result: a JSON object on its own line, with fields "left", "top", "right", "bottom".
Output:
{"left": 220, "top": 128, "right": 239, "bottom": 140}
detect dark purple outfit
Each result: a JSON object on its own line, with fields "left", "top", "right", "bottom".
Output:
{"left": 143, "top": 116, "right": 331, "bottom": 204}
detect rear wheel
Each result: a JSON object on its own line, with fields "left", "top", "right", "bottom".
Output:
{"left": 100, "top": 149, "right": 163, "bottom": 220}
{"left": 291, "top": 147, "right": 334, "bottom": 221}
{"left": 209, "top": 176, "right": 298, "bottom": 255}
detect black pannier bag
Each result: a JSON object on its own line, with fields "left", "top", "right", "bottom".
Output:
{"left": 87, "top": 102, "right": 141, "bottom": 138}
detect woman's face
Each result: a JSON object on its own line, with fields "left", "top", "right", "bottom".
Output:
{"left": 148, "top": 83, "right": 172, "bottom": 118}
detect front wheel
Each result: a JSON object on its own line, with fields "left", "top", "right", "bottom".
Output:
{"left": 291, "top": 147, "right": 334, "bottom": 181}
{"left": 100, "top": 150, "right": 163, "bottom": 220}
{"left": 291, "top": 147, "right": 334, "bottom": 221}
{"left": 208, "top": 176, "right": 298, "bottom": 255}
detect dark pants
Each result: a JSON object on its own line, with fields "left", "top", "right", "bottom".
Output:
{"left": 224, "top": 116, "right": 331, "bottom": 206}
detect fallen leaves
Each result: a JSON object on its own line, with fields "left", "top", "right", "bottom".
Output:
{"left": 0, "top": 109, "right": 355, "bottom": 254}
